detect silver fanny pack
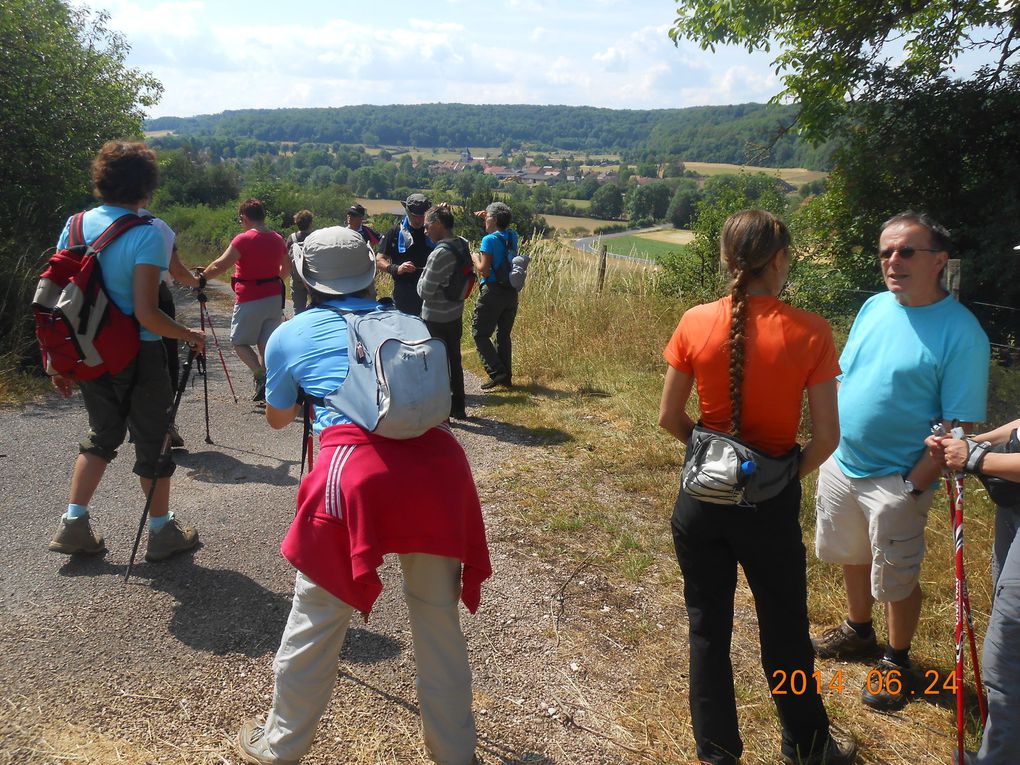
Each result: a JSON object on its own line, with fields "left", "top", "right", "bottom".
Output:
{"left": 681, "top": 424, "right": 800, "bottom": 507}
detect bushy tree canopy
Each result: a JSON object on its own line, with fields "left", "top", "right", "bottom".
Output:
{"left": 670, "top": 0, "right": 1019, "bottom": 141}
{"left": 0, "top": 1, "right": 162, "bottom": 233}
{"left": 0, "top": 0, "right": 162, "bottom": 369}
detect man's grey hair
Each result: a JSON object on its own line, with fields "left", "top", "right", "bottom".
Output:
{"left": 880, "top": 211, "right": 955, "bottom": 256}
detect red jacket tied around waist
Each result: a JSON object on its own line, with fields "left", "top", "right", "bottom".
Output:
{"left": 281, "top": 424, "right": 492, "bottom": 615}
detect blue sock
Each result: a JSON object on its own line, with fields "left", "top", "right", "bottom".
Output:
{"left": 66, "top": 503, "right": 88, "bottom": 520}
{"left": 149, "top": 512, "right": 173, "bottom": 532}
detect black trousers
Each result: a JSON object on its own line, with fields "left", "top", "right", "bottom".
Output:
{"left": 425, "top": 316, "right": 465, "bottom": 414}
{"left": 471, "top": 284, "right": 517, "bottom": 381}
{"left": 671, "top": 479, "right": 830, "bottom": 765}
{"left": 158, "top": 282, "right": 180, "bottom": 393}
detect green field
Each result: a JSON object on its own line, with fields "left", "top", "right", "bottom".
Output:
{"left": 603, "top": 235, "right": 688, "bottom": 261}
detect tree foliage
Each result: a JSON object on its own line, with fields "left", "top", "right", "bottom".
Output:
{"left": 670, "top": 0, "right": 1020, "bottom": 142}
{"left": 0, "top": 0, "right": 162, "bottom": 369}
{"left": 149, "top": 102, "right": 833, "bottom": 170}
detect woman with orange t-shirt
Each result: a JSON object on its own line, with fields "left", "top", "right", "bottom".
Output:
{"left": 658, "top": 210, "right": 856, "bottom": 765}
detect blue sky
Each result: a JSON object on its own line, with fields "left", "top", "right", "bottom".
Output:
{"left": 78, "top": 0, "right": 786, "bottom": 118}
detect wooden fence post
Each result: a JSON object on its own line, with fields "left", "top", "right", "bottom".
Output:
{"left": 945, "top": 259, "right": 961, "bottom": 300}
{"left": 596, "top": 244, "right": 607, "bottom": 294}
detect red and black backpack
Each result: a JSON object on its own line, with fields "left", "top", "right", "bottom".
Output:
{"left": 32, "top": 212, "right": 150, "bottom": 380}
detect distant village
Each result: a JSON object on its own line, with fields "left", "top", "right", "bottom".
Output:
{"left": 430, "top": 149, "right": 646, "bottom": 187}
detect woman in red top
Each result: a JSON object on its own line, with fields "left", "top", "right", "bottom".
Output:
{"left": 200, "top": 198, "right": 288, "bottom": 402}
{"left": 658, "top": 210, "right": 855, "bottom": 765}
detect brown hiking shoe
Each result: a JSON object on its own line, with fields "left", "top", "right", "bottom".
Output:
{"left": 812, "top": 621, "right": 879, "bottom": 660}
{"left": 144, "top": 516, "right": 199, "bottom": 562}
{"left": 237, "top": 718, "right": 298, "bottom": 765}
{"left": 48, "top": 514, "right": 106, "bottom": 555}
{"left": 781, "top": 732, "right": 858, "bottom": 765}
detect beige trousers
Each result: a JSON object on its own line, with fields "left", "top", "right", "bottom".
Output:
{"left": 263, "top": 555, "right": 476, "bottom": 764}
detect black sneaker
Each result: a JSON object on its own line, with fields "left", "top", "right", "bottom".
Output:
{"left": 480, "top": 373, "right": 511, "bottom": 390}
{"left": 252, "top": 375, "right": 266, "bottom": 403}
{"left": 812, "top": 621, "right": 879, "bottom": 660}
{"left": 781, "top": 732, "right": 858, "bottom": 765}
{"left": 861, "top": 658, "right": 920, "bottom": 711}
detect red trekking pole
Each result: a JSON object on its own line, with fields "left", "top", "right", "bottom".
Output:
{"left": 198, "top": 290, "right": 238, "bottom": 404}
{"left": 932, "top": 420, "right": 988, "bottom": 761}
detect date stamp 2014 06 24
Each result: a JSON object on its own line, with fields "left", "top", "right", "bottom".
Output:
{"left": 770, "top": 669, "right": 958, "bottom": 696}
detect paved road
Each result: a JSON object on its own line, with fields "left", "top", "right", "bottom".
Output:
{"left": 0, "top": 288, "right": 632, "bottom": 765}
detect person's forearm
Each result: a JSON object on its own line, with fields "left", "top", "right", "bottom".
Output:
{"left": 798, "top": 433, "right": 839, "bottom": 478}
{"left": 907, "top": 448, "right": 946, "bottom": 487}
{"left": 135, "top": 305, "right": 198, "bottom": 342}
{"left": 973, "top": 418, "right": 1020, "bottom": 445}
{"left": 169, "top": 252, "right": 200, "bottom": 288}
{"left": 977, "top": 452, "right": 1020, "bottom": 482}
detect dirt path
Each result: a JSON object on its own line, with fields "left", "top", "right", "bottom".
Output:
{"left": 0, "top": 289, "right": 632, "bottom": 765}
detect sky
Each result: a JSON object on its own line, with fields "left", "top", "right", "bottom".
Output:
{"left": 77, "top": 0, "right": 788, "bottom": 118}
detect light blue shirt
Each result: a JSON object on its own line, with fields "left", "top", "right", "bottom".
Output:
{"left": 834, "top": 291, "right": 990, "bottom": 478}
{"left": 264, "top": 297, "right": 381, "bottom": 433}
{"left": 57, "top": 205, "right": 168, "bottom": 341}
{"left": 479, "top": 229, "right": 518, "bottom": 285}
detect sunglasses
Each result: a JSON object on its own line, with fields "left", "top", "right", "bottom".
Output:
{"left": 879, "top": 247, "right": 941, "bottom": 259}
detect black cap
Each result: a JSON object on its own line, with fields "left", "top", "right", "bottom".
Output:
{"left": 347, "top": 203, "right": 367, "bottom": 217}
{"left": 402, "top": 193, "right": 431, "bottom": 215}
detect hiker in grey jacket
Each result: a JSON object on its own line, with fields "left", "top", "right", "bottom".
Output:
{"left": 418, "top": 204, "right": 472, "bottom": 419}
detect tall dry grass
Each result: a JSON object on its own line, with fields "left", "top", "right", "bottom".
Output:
{"left": 467, "top": 238, "right": 998, "bottom": 763}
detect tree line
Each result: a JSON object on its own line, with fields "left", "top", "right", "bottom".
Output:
{"left": 146, "top": 102, "right": 834, "bottom": 171}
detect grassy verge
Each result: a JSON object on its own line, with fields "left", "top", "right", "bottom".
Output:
{"left": 465, "top": 239, "right": 995, "bottom": 762}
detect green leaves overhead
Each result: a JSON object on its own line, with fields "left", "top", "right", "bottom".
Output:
{"left": 670, "top": 0, "right": 1020, "bottom": 140}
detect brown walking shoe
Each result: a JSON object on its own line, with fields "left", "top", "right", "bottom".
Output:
{"left": 237, "top": 718, "right": 298, "bottom": 765}
{"left": 48, "top": 513, "right": 106, "bottom": 555}
{"left": 144, "top": 516, "right": 199, "bottom": 562}
{"left": 811, "top": 621, "right": 879, "bottom": 660}
{"left": 781, "top": 731, "right": 858, "bottom": 765}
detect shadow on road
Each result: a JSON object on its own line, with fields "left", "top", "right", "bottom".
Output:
{"left": 57, "top": 553, "right": 402, "bottom": 664}
{"left": 173, "top": 448, "right": 299, "bottom": 486}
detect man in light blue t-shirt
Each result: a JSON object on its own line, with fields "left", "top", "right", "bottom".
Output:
{"left": 811, "top": 212, "right": 989, "bottom": 713}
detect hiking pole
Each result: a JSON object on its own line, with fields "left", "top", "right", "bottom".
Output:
{"left": 931, "top": 422, "right": 988, "bottom": 761}
{"left": 124, "top": 348, "right": 197, "bottom": 583}
{"left": 197, "top": 291, "right": 238, "bottom": 404}
{"left": 950, "top": 467, "right": 988, "bottom": 725}
{"left": 199, "top": 352, "right": 212, "bottom": 444}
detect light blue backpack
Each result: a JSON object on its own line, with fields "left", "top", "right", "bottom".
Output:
{"left": 317, "top": 302, "right": 451, "bottom": 439}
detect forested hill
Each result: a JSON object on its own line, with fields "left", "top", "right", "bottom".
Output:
{"left": 146, "top": 102, "right": 833, "bottom": 170}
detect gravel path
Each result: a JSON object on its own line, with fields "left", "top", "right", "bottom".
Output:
{"left": 0, "top": 288, "right": 634, "bottom": 765}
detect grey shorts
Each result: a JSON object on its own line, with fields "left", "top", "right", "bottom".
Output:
{"left": 78, "top": 341, "right": 175, "bottom": 479}
{"left": 814, "top": 456, "right": 935, "bottom": 602}
{"left": 230, "top": 294, "right": 282, "bottom": 346}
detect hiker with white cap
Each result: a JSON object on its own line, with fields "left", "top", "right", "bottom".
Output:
{"left": 237, "top": 225, "right": 491, "bottom": 765}
{"left": 376, "top": 192, "right": 434, "bottom": 315}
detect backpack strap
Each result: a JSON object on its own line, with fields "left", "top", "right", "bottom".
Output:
{"left": 88, "top": 213, "right": 151, "bottom": 253}
{"left": 66, "top": 212, "right": 87, "bottom": 248}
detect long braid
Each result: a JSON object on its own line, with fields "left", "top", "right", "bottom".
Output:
{"left": 719, "top": 210, "right": 791, "bottom": 438}
{"left": 728, "top": 268, "right": 750, "bottom": 436}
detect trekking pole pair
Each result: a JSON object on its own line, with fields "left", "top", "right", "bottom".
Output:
{"left": 195, "top": 289, "right": 238, "bottom": 445}
{"left": 930, "top": 420, "right": 988, "bottom": 760}
{"left": 125, "top": 347, "right": 199, "bottom": 583}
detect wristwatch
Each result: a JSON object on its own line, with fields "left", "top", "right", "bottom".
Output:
{"left": 903, "top": 479, "right": 924, "bottom": 496}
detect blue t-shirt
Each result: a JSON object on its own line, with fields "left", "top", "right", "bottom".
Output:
{"left": 57, "top": 205, "right": 168, "bottom": 342}
{"left": 479, "top": 229, "right": 518, "bottom": 285}
{"left": 834, "top": 291, "right": 990, "bottom": 478}
{"left": 264, "top": 297, "right": 382, "bottom": 433}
